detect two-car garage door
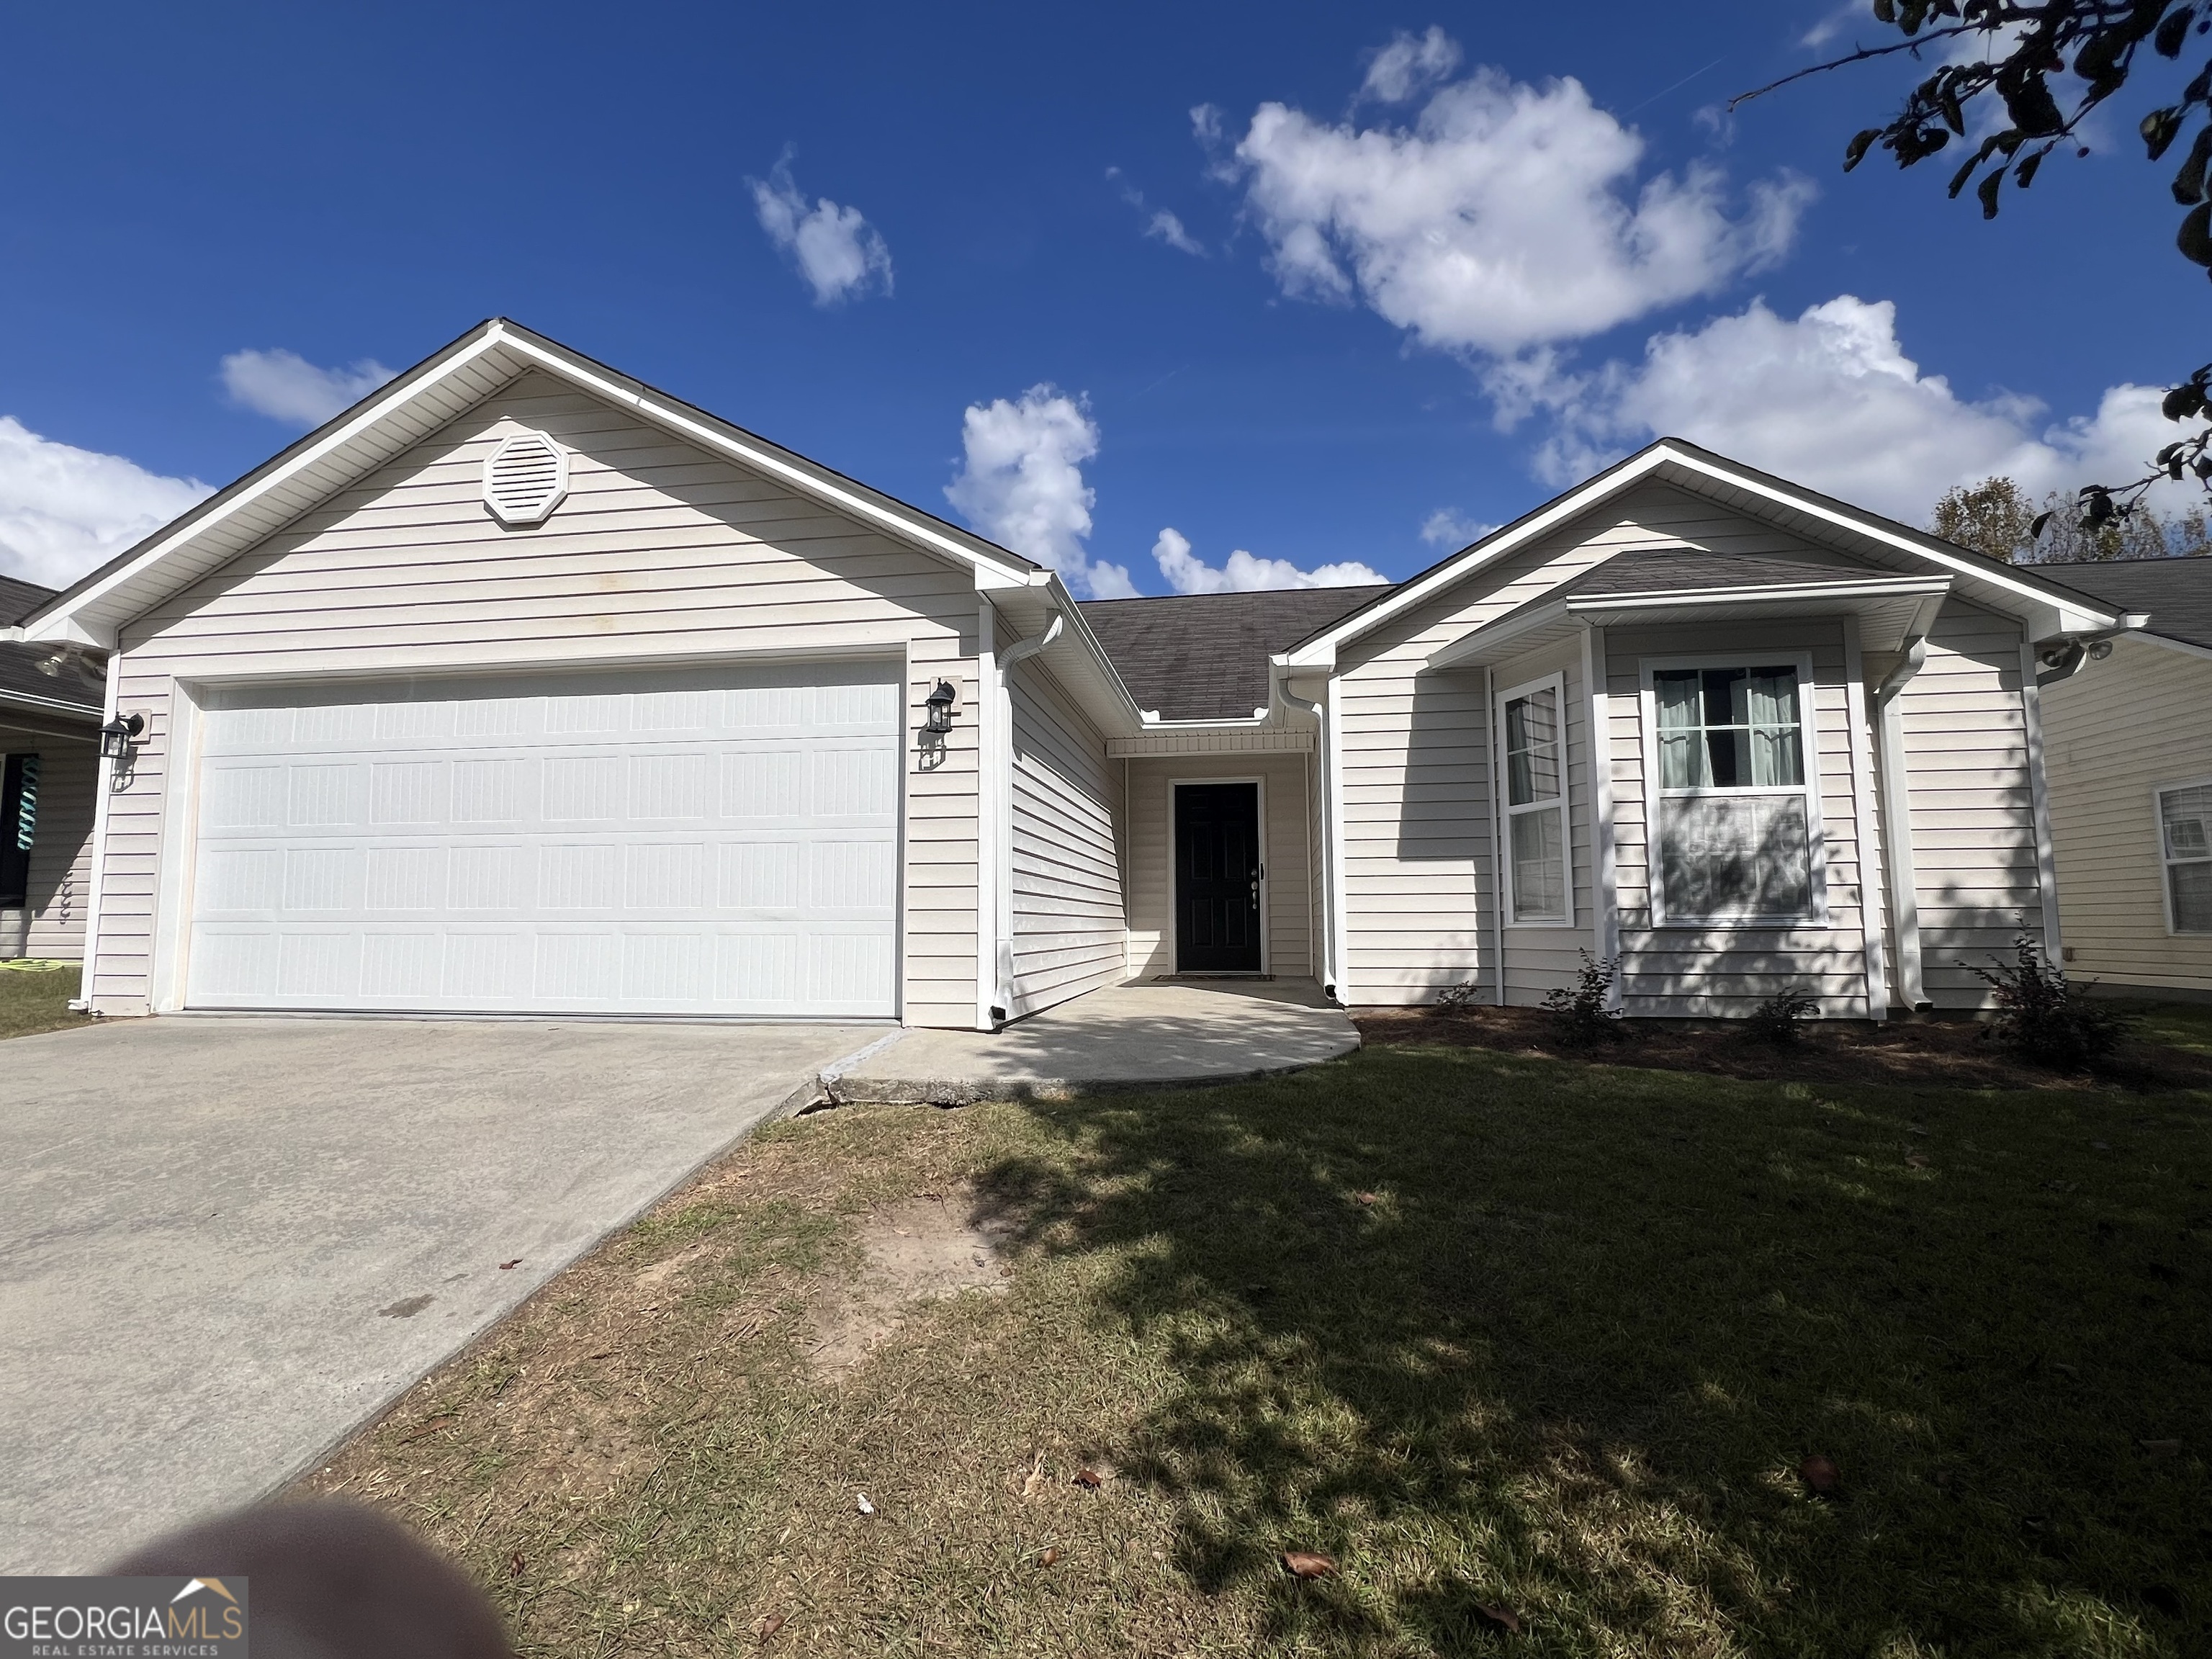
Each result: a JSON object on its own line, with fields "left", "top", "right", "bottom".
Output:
{"left": 185, "top": 660, "right": 902, "bottom": 1017}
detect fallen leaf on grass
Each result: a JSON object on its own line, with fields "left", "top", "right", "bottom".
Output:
{"left": 855, "top": 1493, "right": 876, "bottom": 1515}
{"left": 1906, "top": 1154, "right": 1930, "bottom": 1169}
{"left": 2139, "top": 1438, "right": 2184, "bottom": 1457}
{"left": 1037, "top": 1547, "right": 1062, "bottom": 1568}
{"left": 1474, "top": 1603, "right": 1523, "bottom": 1635}
{"left": 498, "top": 1259, "right": 523, "bottom": 1270}
{"left": 508, "top": 1552, "right": 525, "bottom": 1578}
{"left": 1020, "top": 1452, "right": 1047, "bottom": 1501}
{"left": 1073, "top": 1463, "right": 1115, "bottom": 1488}
{"left": 755, "top": 1612, "right": 787, "bottom": 1644}
{"left": 1798, "top": 1454, "right": 1841, "bottom": 1496}
{"left": 1282, "top": 1550, "right": 1336, "bottom": 1580}
{"left": 1355, "top": 1192, "right": 1381, "bottom": 1206}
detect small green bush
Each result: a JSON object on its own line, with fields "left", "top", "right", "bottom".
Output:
{"left": 1543, "top": 952, "right": 1624, "bottom": 1044}
{"left": 1962, "top": 935, "right": 2136, "bottom": 1071}
{"left": 1745, "top": 986, "right": 1820, "bottom": 1046}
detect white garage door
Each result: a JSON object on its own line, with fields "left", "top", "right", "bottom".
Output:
{"left": 186, "top": 660, "right": 902, "bottom": 1017}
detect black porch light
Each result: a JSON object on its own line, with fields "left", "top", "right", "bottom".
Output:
{"left": 924, "top": 679, "right": 958, "bottom": 734}
{"left": 99, "top": 711, "right": 145, "bottom": 762}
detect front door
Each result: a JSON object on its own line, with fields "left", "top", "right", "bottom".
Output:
{"left": 1174, "top": 782, "right": 1263, "bottom": 972}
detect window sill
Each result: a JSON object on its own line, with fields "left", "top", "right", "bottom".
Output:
{"left": 1647, "top": 917, "right": 1830, "bottom": 931}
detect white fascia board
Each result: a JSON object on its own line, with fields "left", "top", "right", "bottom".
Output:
{"left": 495, "top": 328, "right": 1035, "bottom": 588}
{"left": 1428, "top": 599, "right": 1569, "bottom": 670}
{"left": 0, "top": 685, "right": 102, "bottom": 721}
{"left": 1570, "top": 575, "right": 1953, "bottom": 614}
{"left": 1653, "top": 448, "right": 2124, "bottom": 631}
{"left": 22, "top": 330, "right": 514, "bottom": 648}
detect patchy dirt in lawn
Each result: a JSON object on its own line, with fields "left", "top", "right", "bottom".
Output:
{"left": 806, "top": 1184, "right": 1011, "bottom": 1375}
{"left": 1355, "top": 1002, "right": 2212, "bottom": 1091}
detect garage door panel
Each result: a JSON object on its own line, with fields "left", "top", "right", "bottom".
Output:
{"left": 187, "top": 660, "right": 902, "bottom": 1017}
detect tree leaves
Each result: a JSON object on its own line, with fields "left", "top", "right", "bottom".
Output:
{"left": 1281, "top": 1549, "right": 1337, "bottom": 1579}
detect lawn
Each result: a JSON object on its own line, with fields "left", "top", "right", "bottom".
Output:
{"left": 0, "top": 961, "right": 88, "bottom": 1040}
{"left": 309, "top": 1040, "right": 2212, "bottom": 1657}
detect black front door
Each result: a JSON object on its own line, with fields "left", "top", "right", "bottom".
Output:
{"left": 1175, "top": 782, "right": 1263, "bottom": 972}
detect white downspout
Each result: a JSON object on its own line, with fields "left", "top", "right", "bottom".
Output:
{"left": 1874, "top": 612, "right": 1936, "bottom": 1012}
{"left": 991, "top": 611, "right": 1063, "bottom": 1022}
{"left": 1279, "top": 678, "right": 1334, "bottom": 999}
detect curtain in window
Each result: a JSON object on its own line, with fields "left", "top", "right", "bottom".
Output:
{"left": 1743, "top": 670, "right": 1803, "bottom": 787}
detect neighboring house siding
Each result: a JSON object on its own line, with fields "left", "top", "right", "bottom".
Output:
{"left": 1125, "top": 750, "right": 1313, "bottom": 980}
{"left": 1891, "top": 601, "right": 2044, "bottom": 1007}
{"left": 1605, "top": 619, "right": 1876, "bottom": 1017}
{"left": 1007, "top": 655, "right": 1125, "bottom": 1014}
{"left": 86, "top": 370, "right": 983, "bottom": 1026}
{"left": 2041, "top": 634, "right": 2212, "bottom": 995}
{"left": 0, "top": 729, "right": 96, "bottom": 959}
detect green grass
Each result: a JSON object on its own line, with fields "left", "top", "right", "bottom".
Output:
{"left": 0, "top": 961, "right": 87, "bottom": 1040}
{"left": 2118, "top": 998, "right": 2212, "bottom": 1056}
{"left": 316, "top": 1043, "right": 2212, "bottom": 1658}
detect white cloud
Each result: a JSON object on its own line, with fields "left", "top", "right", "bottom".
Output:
{"left": 945, "top": 385, "right": 1135, "bottom": 599}
{"left": 1360, "top": 26, "right": 1462, "bottom": 104}
{"left": 1419, "top": 508, "right": 1496, "bottom": 548}
{"left": 1220, "top": 40, "right": 1812, "bottom": 358}
{"left": 1799, "top": 2, "right": 1861, "bottom": 48}
{"left": 749, "top": 152, "right": 894, "bottom": 307}
{"left": 1151, "top": 526, "right": 1384, "bottom": 593}
{"left": 220, "top": 349, "right": 394, "bottom": 427}
{"left": 0, "top": 416, "right": 211, "bottom": 588}
{"left": 1526, "top": 294, "right": 2193, "bottom": 522}
{"left": 1145, "top": 209, "right": 1206, "bottom": 256}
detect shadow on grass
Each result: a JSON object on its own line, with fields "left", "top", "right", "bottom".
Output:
{"left": 974, "top": 1046, "right": 2212, "bottom": 1656}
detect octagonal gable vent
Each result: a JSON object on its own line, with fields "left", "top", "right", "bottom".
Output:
{"left": 483, "top": 430, "right": 569, "bottom": 526}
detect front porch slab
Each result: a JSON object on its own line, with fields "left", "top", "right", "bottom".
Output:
{"left": 832, "top": 979, "right": 1358, "bottom": 1104}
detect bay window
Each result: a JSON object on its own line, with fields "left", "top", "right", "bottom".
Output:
{"left": 2159, "top": 781, "right": 2212, "bottom": 933}
{"left": 1645, "top": 660, "right": 1824, "bottom": 925}
{"left": 1498, "top": 675, "right": 1569, "bottom": 924}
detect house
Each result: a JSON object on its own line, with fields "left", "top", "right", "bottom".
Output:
{"left": 0, "top": 577, "right": 103, "bottom": 960}
{"left": 12, "top": 319, "right": 2142, "bottom": 1026}
{"left": 2028, "top": 557, "right": 2212, "bottom": 1002}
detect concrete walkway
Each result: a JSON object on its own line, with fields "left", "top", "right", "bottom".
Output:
{"left": 0, "top": 1016, "right": 876, "bottom": 1573}
{"left": 830, "top": 979, "right": 1359, "bottom": 1103}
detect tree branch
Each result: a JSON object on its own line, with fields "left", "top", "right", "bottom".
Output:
{"left": 1728, "top": 23, "right": 2002, "bottom": 112}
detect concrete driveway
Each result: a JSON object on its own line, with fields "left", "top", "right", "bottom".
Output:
{"left": 0, "top": 1015, "right": 878, "bottom": 1573}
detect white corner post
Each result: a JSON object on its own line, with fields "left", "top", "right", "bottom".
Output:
{"left": 1326, "top": 678, "right": 1352, "bottom": 1005}
{"left": 71, "top": 652, "right": 124, "bottom": 1013}
{"left": 2018, "top": 639, "right": 2066, "bottom": 964}
{"left": 991, "top": 612, "right": 1064, "bottom": 1020}
{"left": 1485, "top": 665, "right": 1506, "bottom": 1007}
{"left": 1840, "top": 618, "right": 1891, "bottom": 1021}
{"left": 1280, "top": 676, "right": 1337, "bottom": 1000}
{"left": 1874, "top": 609, "right": 1936, "bottom": 1012}
{"left": 1579, "top": 623, "right": 1621, "bottom": 1010}
{"left": 973, "top": 602, "right": 999, "bottom": 1032}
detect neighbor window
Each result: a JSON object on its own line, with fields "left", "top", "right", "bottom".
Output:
{"left": 0, "top": 754, "right": 35, "bottom": 909}
{"left": 2159, "top": 782, "right": 2212, "bottom": 933}
{"left": 1501, "top": 678, "right": 1568, "bottom": 923}
{"left": 1650, "top": 664, "right": 1818, "bottom": 923}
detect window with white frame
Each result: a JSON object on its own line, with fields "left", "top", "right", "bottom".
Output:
{"left": 2159, "top": 782, "right": 2212, "bottom": 933}
{"left": 1500, "top": 676, "right": 1569, "bottom": 924}
{"left": 1648, "top": 662, "right": 1821, "bottom": 924}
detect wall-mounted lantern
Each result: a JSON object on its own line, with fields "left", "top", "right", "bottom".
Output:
{"left": 99, "top": 711, "right": 145, "bottom": 763}
{"left": 924, "top": 680, "right": 958, "bottom": 734}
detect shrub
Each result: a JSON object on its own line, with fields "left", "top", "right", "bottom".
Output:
{"left": 1434, "top": 981, "right": 1484, "bottom": 1014}
{"left": 1543, "top": 952, "right": 1624, "bottom": 1044}
{"left": 1745, "top": 986, "right": 1820, "bottom": 1046}
{"left": 1961, "top": 935, "right": 2136, "bottom": 1071}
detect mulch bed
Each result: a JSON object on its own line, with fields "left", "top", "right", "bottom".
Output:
{"left": 1353, "top": 1003, "right": 2212, "bottom": 1092}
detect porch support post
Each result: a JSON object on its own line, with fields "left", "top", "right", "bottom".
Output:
{"left": 1842, "top": 617, "right": 1891, "bottom": 1020}
{"left": 71, "top": 647, "right": 123, "bottom": 1014}
{"left": 1485, "top": 665, "right": 1506, "bottom": 1008}
{"left": 1579, "top": 623, "right": 1621, "bottom": 1010}
{"left": 974, "top": 601, "right": 999, "bottom": 1031}
{"left": 1873, "top": 613, "right": 1936, "bottom": 1012}
{"left": 1326, "top": 677, "right": 1351, "bottom": 1004}
{"left": 2017, "top": 639, "right": 2066, "bottom": 962}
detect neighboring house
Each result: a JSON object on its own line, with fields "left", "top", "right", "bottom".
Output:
{"left": 2031, "top": 557, "right": 2212, "bottom": 1000}
{"left": 14, "top": 320, "right": 2141, "bottom": 1025}
{"left": 0, "top": 576, "right": 104, "bottom": 959}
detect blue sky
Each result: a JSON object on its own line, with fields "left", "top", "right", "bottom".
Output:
{"left": 2, "top": 1, "right": 2204, "bottom": 597}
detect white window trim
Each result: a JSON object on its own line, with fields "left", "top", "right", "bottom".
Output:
{"left": 1637, "top": 649, "right": 1831, "bottom": 931}
{"left": 2154, "top": 775, "right": 2212, "bottom": 936}
{"left": 1494, "top": 670, "right": 1574, "bottom": 930}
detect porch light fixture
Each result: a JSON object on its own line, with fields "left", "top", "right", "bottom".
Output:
{"left": 99, "top": 711, "right": 145, "bottom": 762}
{"left": 924, "top": 680, "right": 958, "bottom": 734}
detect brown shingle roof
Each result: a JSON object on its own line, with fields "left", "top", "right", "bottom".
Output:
{"left": 2031, "top": 557, "right": 2212, "bottom": 651}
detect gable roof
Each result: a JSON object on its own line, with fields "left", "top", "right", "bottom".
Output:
{"left": 1278, "top": 437, "right": 2130, "bottom": 668}
{"left": 2031, "top": 557, "right": 2212, "bottom": 651}
{"left": 17, "top": 318, "right": 1041, "bottom": 649}
{"left": 1080, "top": 585, "right": 1390, "bottom": 721}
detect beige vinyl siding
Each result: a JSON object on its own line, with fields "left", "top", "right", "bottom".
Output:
{"left": 2041, "top": 634, "right": 2212, "bottom": 994}
{"left": 1885, "top": 601, "right": 2044, "bottom": 1007}
{"left": 1606, "top": 620, "right": 1876, "bottom": 1017}
{"left": 1125, "top": 751, "right": 1314, "bottom": 980}
{"left": 87, "top": 370, "right": 984, "bottom": 1026}
{"left": 1007, "top": 655, "right": 1125, "bottom": 1015}
{"left": 0, "top": 728, "right": 96, "bottom": 959}
{"left": 1491, "top": 640, "right": 1592, "bottom": 1006}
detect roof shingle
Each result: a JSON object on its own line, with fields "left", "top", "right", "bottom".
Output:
{"left": 2032, "top": 557, "right": 2212, "bottom": 651}
{"left": 1079, "top": 585, "right": 1393, "bottom": 721}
